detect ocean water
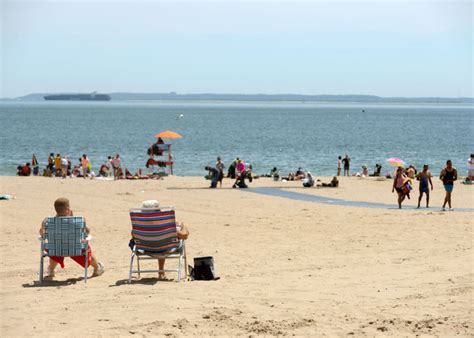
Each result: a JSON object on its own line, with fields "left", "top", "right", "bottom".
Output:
{"left": 0, "top": 101, "right": 472, "bottom": 177}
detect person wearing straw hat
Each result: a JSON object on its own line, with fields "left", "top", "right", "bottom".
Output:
{"left": 130, "top": 200, "right": 189, "bottom": 280}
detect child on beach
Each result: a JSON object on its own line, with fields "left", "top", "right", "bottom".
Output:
{"left": 39, "top": 198, "right": 104, "bottom": 279}
{"left": 416, "top": 164, "right": 433, "bottom": 208}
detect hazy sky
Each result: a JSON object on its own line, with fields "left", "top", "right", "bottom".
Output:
{"left": 1, "top": 0, "right": 472, "bottom": 98}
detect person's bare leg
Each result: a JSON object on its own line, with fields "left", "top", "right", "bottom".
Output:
{"left": 90, "top": 254, "right": 99, "bottom": 270}
{"left": 47, "top": 259, "right": 59, "bottom": 277}
{"left": 447, "top": 192, "right": 452, "bottom": 209}
{"left": 158, "top": 258, "right": 166, "bottom": 279}
{"left": 426, "top": 191, "right": 430, "bottom": 208}
{"left": 442, "top": 193, "right": 448, "bottom": 209}
{"left": 90, "top": 254, "right": 105, "bottom": 276}
{"left": 417, "top": 192, "right": 422, "bottom": 208}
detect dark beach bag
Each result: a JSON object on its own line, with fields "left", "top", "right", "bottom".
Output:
{"left": 189, "top": 256, "right": 220, "bottom": 281}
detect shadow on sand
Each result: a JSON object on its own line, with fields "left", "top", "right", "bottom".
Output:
{"left": 23, "top": 277, "right": 84, "bottom": 288}
{"left": 110, "top": 277, "right": 176, "bottom": 287}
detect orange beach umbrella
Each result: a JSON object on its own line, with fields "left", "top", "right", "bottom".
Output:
{"left": 155, "top": 130, "right": 183, "bottom": 139}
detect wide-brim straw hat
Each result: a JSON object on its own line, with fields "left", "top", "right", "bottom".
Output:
{"left": 141, "top": 200, "right": 160, "bottom": 210}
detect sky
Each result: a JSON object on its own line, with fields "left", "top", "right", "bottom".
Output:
{"left": 1, "top": 0, "right": 472, "bottom": 98}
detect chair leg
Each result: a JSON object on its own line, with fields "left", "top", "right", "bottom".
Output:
{"left": 137, "top": 256, "right": 141, "bottom": 279}
{"left": 39, "top": 253, "right": 44, "bottom": 283}
{"left": 178, "top": 254, "right": 182, "bottom": 282}
{"left": 183, "top": 244, "right": 188, "bottom": 279}
{"left": 84, "top": 247, "right": 88, "bottom": 283}
{"left": 129, "top": 253, "right": 135, "bottom": 283}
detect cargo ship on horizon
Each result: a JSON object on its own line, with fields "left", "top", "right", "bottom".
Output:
{"left": 44, "top": 92, "right": 111, "bottom": 101}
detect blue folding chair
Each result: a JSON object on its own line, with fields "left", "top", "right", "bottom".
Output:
{"left": 39, "top": 216, "right": 90, "bottom": 283}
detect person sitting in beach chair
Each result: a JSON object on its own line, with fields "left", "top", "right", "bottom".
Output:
{"left": 128, "top": 200, "right": 189, "bottom": 282}
{"left": 39, "top": 198, "right": 104, "bottom": 282}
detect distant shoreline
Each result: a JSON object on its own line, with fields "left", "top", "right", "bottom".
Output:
{"left": 2, "top": 92, "right": 473, "bottom": 104}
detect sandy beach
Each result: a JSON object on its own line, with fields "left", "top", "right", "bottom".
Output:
{"left": 0, "top": 175, "right": 472, "bottom": 336}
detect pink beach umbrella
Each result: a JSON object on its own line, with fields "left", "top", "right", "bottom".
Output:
{"left": 386, "top": 157, "right": 406, "bottom": 168}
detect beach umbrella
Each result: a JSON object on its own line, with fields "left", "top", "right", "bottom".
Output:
{"left": 155, "top": 130, "right": 183, "bottom": 139}
{"left": 386, "top": 157, "right": 406, "bottom": 168}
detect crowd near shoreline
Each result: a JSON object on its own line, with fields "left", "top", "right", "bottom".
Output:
{"left": 13, "top": 151, "right": 474, "bottom": 210}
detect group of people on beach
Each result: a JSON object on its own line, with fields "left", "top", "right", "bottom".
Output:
{"left": 205, "top": 157, "right": 254, "bottom": 188}
{"left": 337, "top": 154, "right": 382, "bottom": 178}
{"left": 17, "top": 153, "right": 162, "bottom": 181}
{"left": 39, "top": 197, "right": 189, "bottom": 281}
{"left": 392, "top": 160, "right": 460, "bottom": 210}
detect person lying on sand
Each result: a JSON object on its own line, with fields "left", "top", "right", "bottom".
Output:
{"left": 322, "top": 176, "right": 339, "bottom": 187}
{"left": 39, "top": 198, "right": 104, "bottom": 279}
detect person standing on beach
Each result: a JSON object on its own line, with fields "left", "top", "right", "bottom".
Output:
{"left": 48, "top": 153, "right": 55, "bottom": 174}
{"left": 392, "top": 166, "right": 407, "bottom": 209}
{"left": 337, "top": 156, "right": 342, "bottom": 176}
{"left": 416, "top": 165, "right": 433, "bottom": 208}
{"left": 216, "top": 157, "right": 225, "bottom": 188}
{"left": 54, "top": 154, "right": 62, "bottom": 176}
{"left": 32, "top": 154, "right": 39, "bottom": 176}
{"left": 439, "top": 160, "right": 457, "bottom": 211}
{"left": 81, "top": 154, "right": 90, "bottom": 178}
{"left": 111, "top": 154, "right": 121, "bottom": 180}
{"left": 468, "top": 154, "right": 474, "bottom": 180}
{"left": 342, "top": 154, "right": 351, "bottom": 176}
{"left": 60, "top": 155, "right": 68, "bottom": 178}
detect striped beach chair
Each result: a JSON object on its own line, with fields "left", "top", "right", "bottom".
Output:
{"left": 129, "top": 208, "right": 187, "bottom": 283}
{"left": 39, "top": 216, "right": 90, "bottom": 283}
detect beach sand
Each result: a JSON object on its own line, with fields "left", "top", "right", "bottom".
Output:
{"left": 0, "top": 175, "right": 472, "bottom": 336}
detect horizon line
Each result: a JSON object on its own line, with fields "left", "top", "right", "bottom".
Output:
{"left": 3, "top": 92, "right": 474, "bottom": 100}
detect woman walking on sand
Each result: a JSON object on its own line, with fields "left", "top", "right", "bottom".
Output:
{"left": 440, "top": 160, "right": 457, "bottom": 211}
{"left": 392, "top": 167, "right": 407, "bottom": 209}
{"left": 416, "top": 164, "right": 433, "bottom": 208}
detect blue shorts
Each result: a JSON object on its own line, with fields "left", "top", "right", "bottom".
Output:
{"left": 444, "top": 184, "right": 454, "bottom": 193}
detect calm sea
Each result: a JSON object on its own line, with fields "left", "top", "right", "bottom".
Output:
{"left": 0, "top": 101, "right": 472, "bottom": 177}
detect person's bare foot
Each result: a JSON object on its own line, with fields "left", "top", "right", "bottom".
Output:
{"left": 158, "top": 272, "right": 169, "bottom": 280}
{"left": 92, "top": 262, "right": 105, "bottom": 277}
{"left": 44, "top": 267, "right": 55, "bottom": 280}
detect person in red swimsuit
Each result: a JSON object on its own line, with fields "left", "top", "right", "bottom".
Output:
{"left": 39, "top": 198, "right": 105, "bottom": 279}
